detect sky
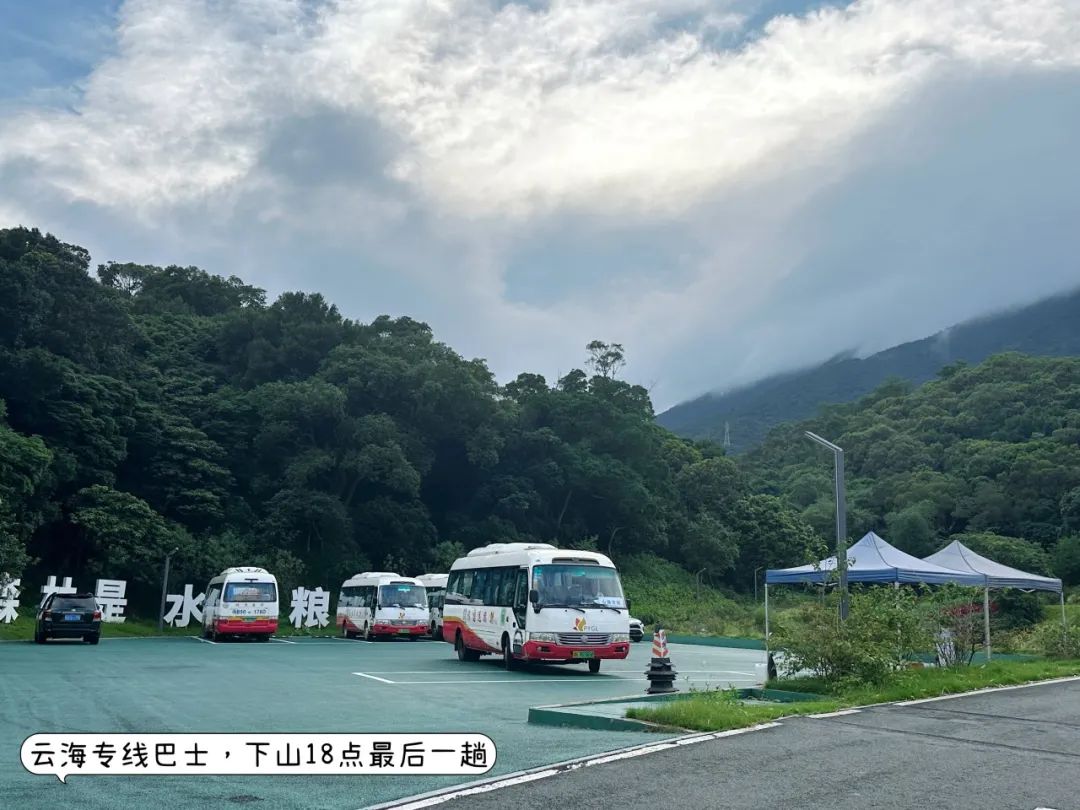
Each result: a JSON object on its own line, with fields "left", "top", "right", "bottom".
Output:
{"left": 1, "top": 0, "right": 1079, "bottom": 411}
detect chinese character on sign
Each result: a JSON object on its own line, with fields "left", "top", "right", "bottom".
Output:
{"left": 40, "top": 575, "right": 76, "bottom": 605}
{"left": 461, "top": 741, "right": 487, "bottom": 768}
{"left": 370, "top": 741, "right": 394, "bottom": 768}
{"left": 60, "top": 742, "right": 87, "bottom": 769}
{"left": 400, "top": 741, "right": 424, "bottom": 767}
{"left": 0, "top": 577, "right": 20, "bottom": 624}
{"left": 163, "top": 584, "right": 205, "bottom": 627}
{"left": 289, "top": 586, "right": 330, "bottom": 628}
{"left": 339, "top": 742, "right": 363, "bottom": 768}
{"left": 95, "top": 579, "right": 127, "bottom": 623}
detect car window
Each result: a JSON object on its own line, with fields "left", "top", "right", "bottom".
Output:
{"left": 51, "top": 596, "right": 97, "bottom": 611}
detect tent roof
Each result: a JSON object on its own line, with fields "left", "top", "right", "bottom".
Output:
{"left": 766, "top": 531, "right": 985, "bottom": 586}
{"left": 924, "top": 541, "right": 1062, "bottom": 593}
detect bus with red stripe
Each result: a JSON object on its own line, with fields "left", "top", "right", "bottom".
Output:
{"left": 201, "top": 567, "right": 279, "bottom": 642}
{"left": 336, "top": 572, "right": 429, "bottom": 640}
{"left": 442, "top": 543, "right": 631, "bottom": 673}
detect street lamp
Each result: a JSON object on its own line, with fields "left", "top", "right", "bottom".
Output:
{"left": 805, "top": 431, "right": 849, "bottom": 621}
{"left": 157, "top": 547, "right": 180, "bottom": 632}
{"left": 695, "top": 568, "right": 706, "bottom": 600}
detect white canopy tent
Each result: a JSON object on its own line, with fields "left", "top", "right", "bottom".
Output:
{"left": 924, "top": 540, "right": 1065, "bottom": 660}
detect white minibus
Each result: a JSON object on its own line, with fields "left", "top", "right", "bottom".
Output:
{"left": 417, "top": 573, "right": 448, "bottom": 638}
{"left": 336, "top": 572, "right": 429, "bottom": 640}
{"left": 201, "top": 567, "right": 279, "bottom": 641}
{"left": 444, "top": 543, "right": 631, "bottom": 673}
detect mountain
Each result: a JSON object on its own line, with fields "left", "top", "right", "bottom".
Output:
{"left": 658, "top": 287, "right": 1080, "bottom": 452}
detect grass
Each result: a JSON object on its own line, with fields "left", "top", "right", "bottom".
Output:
{"left": 626, "top": 693, "right": 839, "bottom": 732}
{"left": 627, "top": 659, "right": 1080, "bottom": 732}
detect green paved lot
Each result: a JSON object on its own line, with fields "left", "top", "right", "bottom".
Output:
{"left": 0, "top": 635, "right": 765, "bottom": 809}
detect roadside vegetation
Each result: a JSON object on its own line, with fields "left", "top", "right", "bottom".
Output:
{"left": 628, "top": 585, "right": 1080, "bottom": 732}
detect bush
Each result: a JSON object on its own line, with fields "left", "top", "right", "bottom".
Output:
{"left": 1033, "top": 622, "right": 1080, "bottom": 659}
{"left": 771, "top": 586, "right": 932, "bottom": 686}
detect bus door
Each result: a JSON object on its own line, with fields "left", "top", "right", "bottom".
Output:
{"left": 512, "top": 567, "right": 529, "bottom": 654}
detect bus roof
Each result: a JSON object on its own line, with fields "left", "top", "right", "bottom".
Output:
{"left": 218, "top": 567, "right": 272, "bottom": 577}
{"left": 464, "top": 543, "right": 556, "bottom": 557}
{"left": 416, "top": 573, "right": 448, "bottom": 587}
{"left": 340, "top": 573, "right": 424, "bottom": 587}
{"left": 451, "top": 545, "right": 616, "bottom": 570}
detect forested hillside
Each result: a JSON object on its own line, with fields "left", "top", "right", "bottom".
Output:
{"left": 742, "top": 354, "right": 1080, "bottom": 585}
{"left": 659, "top": 288, "right": 1080, "bottom": 452}
{"left": 0, "top": 228, "right": 817, "bottom": 607}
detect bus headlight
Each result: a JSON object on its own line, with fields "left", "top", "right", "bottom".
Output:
{"left": 529, "top": 632, "right": 558, "bottom": 642}
{"left": 611, "top": 633, "right": 630, "bottom": 642}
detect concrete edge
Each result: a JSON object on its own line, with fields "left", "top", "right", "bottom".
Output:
{"left": 525, "top": 687, "right": 828, "bottom": 732}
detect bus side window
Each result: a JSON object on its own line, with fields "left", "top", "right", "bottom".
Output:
{"left": 497, "top": 567, "right": 515, "bottom": 607}
{"left": 513, "top": 570, "right": 528, "bottom": 608}
{"left": 461, "top": 571, "right": 473, "bottom": 602}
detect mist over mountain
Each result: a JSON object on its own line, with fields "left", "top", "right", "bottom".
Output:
{"left": 657, "top": 287, "right": 1080, "bottom": 452}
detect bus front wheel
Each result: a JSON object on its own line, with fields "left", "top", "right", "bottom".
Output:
{"left": 501, "top": 637, "right": 516, "bottom": 671}
{"left": 456, "top": 633, "right": 480, "bottom": 662}
{"left": 588, "top": 659, "right": 601, "bottom": 674}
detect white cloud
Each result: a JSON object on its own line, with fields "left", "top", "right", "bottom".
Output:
{"left": 2, "top": 0, "right": 1080, "bottom": 409}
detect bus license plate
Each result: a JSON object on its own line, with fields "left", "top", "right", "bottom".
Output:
{"left": 397, "top": 629, "right": 410, "bottom": 634}
{"left": 572, "top": 651, "right": 595, "bottom": 659}
{"left": 64, "top": 614, "right": 80, "bottom": 622}
{"left": 243, "top": 617, "right": 256, "bottom": 622}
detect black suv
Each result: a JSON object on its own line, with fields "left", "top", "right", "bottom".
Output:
{"left": 35, "top": 592, "right": 102, "bottom": 644}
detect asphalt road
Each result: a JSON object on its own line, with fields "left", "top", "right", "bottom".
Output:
{"left": 426, "top": 679, "right": 1080, "bottom": 810}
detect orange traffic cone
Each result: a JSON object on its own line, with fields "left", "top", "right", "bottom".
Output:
{"left": 645, "top": 627, "right": 678, "bottom": 694}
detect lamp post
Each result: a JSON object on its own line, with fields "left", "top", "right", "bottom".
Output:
{"left": 805, "top": 431, "right": 849, "bottom": 621}
{"left": 157, "top": 547, "right": 179, "bottom": 632}
{"left": 695, "top": 568, "right": 706, "bottom": 600}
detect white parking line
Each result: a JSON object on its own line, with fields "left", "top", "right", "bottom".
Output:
{"left": 353, "top": 672, "right": 397, "bottom": 684}
{"left": 190, "top": 635, "right": 216, "bottom": 645}
{"left": 808, "top": 709, "right": 861, "bottom": 719}
{"left": 331, "top": 636, "right": 374, "bottom": 644}
{"left": 270, "top": 637, "right": 297, "bottom": 644}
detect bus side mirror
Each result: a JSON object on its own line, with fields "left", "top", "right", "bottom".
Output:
{"left": 529, "top": 589, "right": 539, "bottom": 605}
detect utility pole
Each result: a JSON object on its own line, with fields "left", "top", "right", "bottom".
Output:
{"left": 157, "top": 547, "right": 179, "bottom": 632}
{"left": 805, "top": 432, "right": 849, "bottom": 621}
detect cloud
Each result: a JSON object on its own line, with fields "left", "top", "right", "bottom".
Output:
{"left": 1, "top": 0, "right": 1079, "bottom": 410}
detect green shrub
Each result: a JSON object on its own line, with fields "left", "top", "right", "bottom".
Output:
{"left": 771, "top": 586, "right": 932, "bottom": 686}
{"left": 1033, "top": 622, "right": 1080, "bottom": 659}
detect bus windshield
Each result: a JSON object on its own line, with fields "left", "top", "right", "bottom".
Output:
{"left": 532, "top": 565, "right": 626, "bottom": 609}
{"left": 378, "top": 584, "right": 427, "bottom": 609}
{"left": 223, "top": 582, "right": 277, "bottom": 602}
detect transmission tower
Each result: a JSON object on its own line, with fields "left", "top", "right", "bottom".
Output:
{"left": 723, "top": 421, "right": 731, "bottom": 451}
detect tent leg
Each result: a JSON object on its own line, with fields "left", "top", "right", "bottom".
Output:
{"left": 983, "top": 587, "right": 991, "bottom": 662}
{"left": 764, "top": 584, "right": 770, "bottom": 651}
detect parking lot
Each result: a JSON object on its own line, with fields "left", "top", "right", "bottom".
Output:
{"left": 0, "top": 635, "right": 766, "bottom": 809}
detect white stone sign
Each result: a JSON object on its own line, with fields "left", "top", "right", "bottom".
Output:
{"left": 289, "top": 586, "right": 330, "bottom": 629}
{"left": 163, "top": 584, "right": 205, "bottom": 627}
{"left": 40, "top": 575, "right": 77, "bottom": 605}
{"left": 94, "top": 579, "right": 128, "bottom": 623}
{"left": 0, "top": 577, "right": 20, "bottom": 624}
